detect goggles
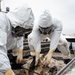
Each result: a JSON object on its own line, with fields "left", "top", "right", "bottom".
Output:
{"left": 39, "top": 25, "right": 53, "bottom": 35}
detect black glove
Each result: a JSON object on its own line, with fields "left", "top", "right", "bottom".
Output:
{"left": 8, "top": 53, "right": 24, "bottom": 70}
{"left": 29, "top": 56, "right": 36, "bottom": 70}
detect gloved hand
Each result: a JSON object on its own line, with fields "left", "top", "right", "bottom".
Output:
{"left": 29, "top": 52, "right": 40, "bottom": 70}
{"left": 35, "top": 52, "right": 40, "bottom": 66}
{"left": 16, "top": 49, "right": 23, "bottom": 63}
{"left": 4, "top": 69, "right": 15, "bottom": 75}
{"left": 43, "top": 50, "right": 53, "bottom": 66}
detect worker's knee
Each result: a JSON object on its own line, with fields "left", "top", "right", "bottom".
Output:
{"left": 4, "top": 69, "right": 15, "bottom": 75}
{"left": 65, "top": 51, "right": 71, "bottom": 56}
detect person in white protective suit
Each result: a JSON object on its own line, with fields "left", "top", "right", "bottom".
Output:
{"left": 28, "top": 10, "right": 70, "bottom": 67}
{"left": 0, "top": 3, "right": 34, "bottom": 75}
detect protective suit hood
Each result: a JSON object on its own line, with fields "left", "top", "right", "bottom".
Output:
{"left": 38, "top": 10, "right": 53, "bottom": 28}
{"left": 6, "top": 3, "right": 34, "bottom": 28}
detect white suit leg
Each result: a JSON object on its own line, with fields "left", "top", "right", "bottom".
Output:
{"left": 57, "top": 45, "right": 69, "bottom": 55}
{"left": 57, "top": 34, "right": 70, "bottom": 59}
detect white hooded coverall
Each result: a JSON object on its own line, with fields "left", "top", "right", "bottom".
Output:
{"left": 28, "top": 10, "right": 70, "bottom": 55}
{"left": 0, "top": 3, "right": 34, "bottom": 74}
{"left": 28, "top": 10, "right": 62, "bottom": 53}
{"left": 28, "top": 10, "right": 70, "bottom": 57}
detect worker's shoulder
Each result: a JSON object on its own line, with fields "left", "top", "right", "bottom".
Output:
{"left": 0, "top": 12, "right": 10, "bottom": 30}
{"left": 29, "top": 26, "right": 40, "bottom": 37}
{"left": 53, "top": 18, "right": 62, "bottom": 24}
{"left": 0, "top": 12, "right": 8, "bottom": 21}
{"left": 53, "top": 18, "right": 63, "bottom": 27}
{"left": 0, "top": 12, "right": 6, "bottom": 17}
{"left": 33, "top": 22, "right": 39, "bottom": 30}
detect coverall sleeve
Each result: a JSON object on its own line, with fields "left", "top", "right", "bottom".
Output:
{"left": 0, "top": 13, "right": 12, "bottom": 73}
{"left": 0, "top": 29, "right": 11, "bottom": 73}
{"left": 28, "top": 30, "right": 41, "bottom": 52}
{"left": 50, "top": 22, "right": 62, "bottom": 51}
{"left": 17, "top": 37, "right": 23, "bottom": 50}
{"left": 0, "top": 29, "right": 7, "bottom": 47}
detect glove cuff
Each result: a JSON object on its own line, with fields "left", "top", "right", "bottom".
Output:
{"left": 48, "top": 50, "right": 54, "bottom": 54}
{"left": 36, "top": 52, "right": 40, "bottom": 58}
{"left": 17, "top": 49, "right": 23, "bottom": 53}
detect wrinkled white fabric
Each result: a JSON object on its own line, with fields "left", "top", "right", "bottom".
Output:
{"left": 6, "top": 3, "right": 34, "bottom": 28}
{"left": 0, "top": 72, "right": 4, "bottom": 75}
{"left": 0, "top": 3, "right": 34, "bottom": 74}
{"left": 28, "top": 10, "right": 62, "bottom": 52}
{"left": 57, "top": 34, "right": 70, "bottom": 55}
{"left": 38, "top": 10, "right": 53, "bottom": 28}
